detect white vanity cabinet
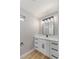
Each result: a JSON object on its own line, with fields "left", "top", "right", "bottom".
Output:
{"left": 34, "top": 35, "right": 58, "bottom": 59}
{"left": 34, "top": 37, "right": 50, "bottom": 57}
{"left": 49, "top": 40, "right": 58, "bottom": 59}
{"left": 38, "top": 39, "right": 49, "bottom": 56}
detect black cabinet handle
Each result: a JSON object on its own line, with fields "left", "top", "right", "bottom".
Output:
{"left": 42, "top": 44, "right": 44, "bottom": 49}
{"left": 35, "top": 42, "right": 38, "bottom": 44}
{"left": 51, "top": 48, "right": 58, "bottom": 51}
{"left": 51, "top": 42, "right": 58, "bottom": 45}
{"left": 51, "top": 54, "right": 58, "bottom": 59}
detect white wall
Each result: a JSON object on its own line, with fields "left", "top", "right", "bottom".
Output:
{"left": 20, "top": 9, "right": 40, "bottom": 56}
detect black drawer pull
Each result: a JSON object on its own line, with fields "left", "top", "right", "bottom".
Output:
{"left": 35, "top": 39, "right": 38, "bottom": 41}
{"left": 35, "top": 42, "right": 38, "bottom": 44}
{"left": 42, "top": 44, "right": 45, "bottom": 49}
{"left": 51, "top": 43, "right": 58, "bottom": 45}
{"left": 51, "top": 54, "right": 58, "bottom": 59}
{"left": 51, "top": 48, "right": 58, "bottom": 51}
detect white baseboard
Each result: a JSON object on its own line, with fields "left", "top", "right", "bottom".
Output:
{"left": 20, "top": 49, "right": 35, "bottom": 59}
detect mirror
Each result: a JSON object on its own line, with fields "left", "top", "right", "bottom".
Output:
{"left": 42, "top": 16, "right": 54, "bottom": 36}
{"left": 49, "top": 18, "right": 54, "bottom": 35}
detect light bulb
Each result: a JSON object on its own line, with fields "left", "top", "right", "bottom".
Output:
{"left": 50, "top": 18, "right": 53, "bottom": 22}
{"left": 45, "top": 20, "right": 48, "bottom": 23}
{"left": 47, "top": 19, "right": 50, "bottom": 22}
{"left": 41, "top": 21, "right": 44, "bottom": 24}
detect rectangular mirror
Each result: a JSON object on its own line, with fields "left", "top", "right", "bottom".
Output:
{"left": 42, "top": 16, "right": 55, "bottom": 36}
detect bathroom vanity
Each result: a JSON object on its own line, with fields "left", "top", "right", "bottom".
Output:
{"left": 33, "top": 34, "right": 58, "bottom": 59}
{"left": 33, "top": 15, "right": 59, "bottom": 59}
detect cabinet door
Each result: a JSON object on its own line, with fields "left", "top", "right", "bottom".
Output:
{"left": 39, "top": 39, "right": 50, "bottom": 57}
{"left": 45, "top": 40, "right": 50, "bottom": 57}
{"left": 38, "top": 39, "right": 44, "bottom": 52}
{"left": 34, "top": 38, "right": 50, "bottom": 57}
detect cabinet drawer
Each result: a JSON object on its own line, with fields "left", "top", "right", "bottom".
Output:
{"left": 50, "top": 54, "right": 58, "bottom": 59}
{"left": 50, "top": 44, "right": 58, "bottom": 50}
{"left": 34, "top": 43, "right": 38, "bottom": 46}
{"left": 35, "top": 45, "right": 38, "bottom": 48}
{"left": 50, "top": 41, "right": 58, "bottom": 45}
{"left": 34, "top": 39, "right": 39, "bottom": 44}
{"left": 34, "top": 42, "right": 38, "bottom": 46}
{"left": 50, "top": 49, "right": 58, "bottom": 57}
{"left": 34, "top": 39, "right": 38, "bottom": 42}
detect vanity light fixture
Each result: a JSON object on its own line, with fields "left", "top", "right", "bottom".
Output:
{"left": 42, "top": 16, "right": 54, "bottom": 22}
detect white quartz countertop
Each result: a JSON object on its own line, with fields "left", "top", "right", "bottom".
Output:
{"left": 34, "top": 34, "right": 58, "bottom": 41}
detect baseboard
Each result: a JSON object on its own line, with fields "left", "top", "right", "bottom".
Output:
{"left": 20, "top": 49, "right": 35, "bottom": 59}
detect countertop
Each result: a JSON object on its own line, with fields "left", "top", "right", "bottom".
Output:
{"left": 34, "top": 34, "right": 59, "bottom": 41}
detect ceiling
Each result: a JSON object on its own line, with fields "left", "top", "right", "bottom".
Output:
{"left": 20, "top": 0, "right": 58, "bottom": 18}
